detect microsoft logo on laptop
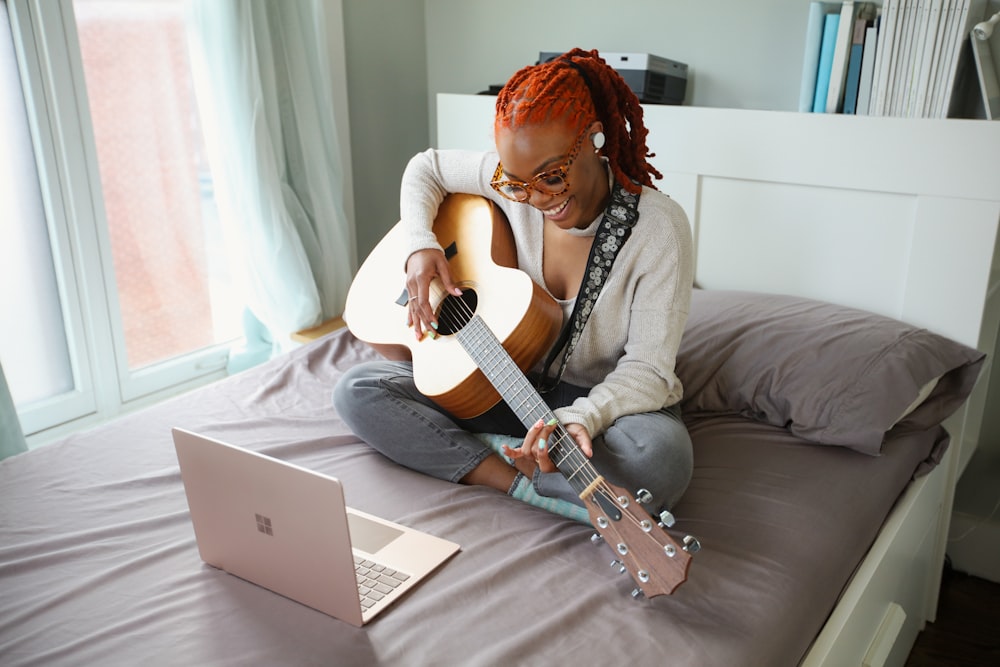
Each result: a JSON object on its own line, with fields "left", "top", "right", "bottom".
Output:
{"left": 255, "top": 513, "right": 274, "bottom": 536}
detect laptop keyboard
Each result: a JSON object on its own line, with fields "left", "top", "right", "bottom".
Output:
{"left": 354, "top": 555, "right": 411, "bottom": 610}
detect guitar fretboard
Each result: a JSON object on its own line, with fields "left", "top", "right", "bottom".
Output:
{"left": 455, "top": 314, "right": 601, "bottom": 497}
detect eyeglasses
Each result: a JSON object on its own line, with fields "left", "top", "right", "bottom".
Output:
{"left": 490, "top": 127, "right": 588, "bottom": 203}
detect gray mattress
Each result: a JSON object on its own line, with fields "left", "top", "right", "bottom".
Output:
{"left": 0, "top": 329, "right": 948, "bottom": 667}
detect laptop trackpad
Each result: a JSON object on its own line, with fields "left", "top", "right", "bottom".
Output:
{"left": 347, "top": 512, "right": 404, "bottom": 555}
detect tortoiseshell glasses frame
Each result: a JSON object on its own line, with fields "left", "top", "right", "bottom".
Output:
{"left": 490, "top": 127, "right": 589, "bottom": 202}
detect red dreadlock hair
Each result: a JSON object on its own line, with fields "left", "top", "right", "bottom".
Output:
{"left": 494, "top": 48, "right": 662, "bottom": 194}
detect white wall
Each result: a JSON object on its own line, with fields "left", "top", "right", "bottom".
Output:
{"left": 424, "top": 0, "right": 811, "bottom": 129}
{"left": 342, "top": 0, "right": 429, "bottom": 260}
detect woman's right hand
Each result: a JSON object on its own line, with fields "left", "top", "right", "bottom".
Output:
{"left": 404, "top": 248, "right": 462, "bottom": 340}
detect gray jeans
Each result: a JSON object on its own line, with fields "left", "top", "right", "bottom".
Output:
{"left": 333, "top": 360, "right": 693, "bottom": 513}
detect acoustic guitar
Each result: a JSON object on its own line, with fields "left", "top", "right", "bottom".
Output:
{"left": 344, "top": 193, "right": 696, "bottom": 597}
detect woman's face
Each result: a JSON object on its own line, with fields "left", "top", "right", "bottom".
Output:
{"left": 494, "top": 119, "right": 609, "bottom": 230}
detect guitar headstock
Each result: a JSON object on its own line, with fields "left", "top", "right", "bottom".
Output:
{"left": 582, "top": 478, "right": 696, "bottom": 598}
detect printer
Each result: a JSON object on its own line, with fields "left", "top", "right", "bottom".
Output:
{"left": 538, "top": 51, "right": 688, "bottom": 105}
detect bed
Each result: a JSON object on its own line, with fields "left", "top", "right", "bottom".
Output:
{"left": 2, "top": 99, "right": 998, "bottom": 667}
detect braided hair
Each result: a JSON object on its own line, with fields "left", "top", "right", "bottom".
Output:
{"left": 494, "top": 48, "right": 662, "bottom": 193}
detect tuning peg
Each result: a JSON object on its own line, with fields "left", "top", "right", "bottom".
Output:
{"left": 590, "top": 532, "right": 603, "bottom": 544}
{"left": 635, "top": 488, "right": 653, "bottom": 504}
{"left": 658, "top": 509, "right": 676, "bottom": 528}
{"left": 683, "top": 535, "right": 701, "bottom": 553}
{"left": 609, "top": 559, "right": 627, "bottom": 574}
{"left": 631, "top": 588, "right": 644, "bottom": 599}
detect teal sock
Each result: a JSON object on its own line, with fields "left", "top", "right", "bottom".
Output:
{"left": 474, "top": 432, "right": 518, "bottom": 465}
{"left": 508, "top": 472, "right": 592, "bottom": 525}
{"left": 475, "top": 433, "right": 592, "bottom": 525}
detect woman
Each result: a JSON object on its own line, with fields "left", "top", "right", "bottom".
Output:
{"left": 334, "top": 49, "right": 693, "bottom": 523}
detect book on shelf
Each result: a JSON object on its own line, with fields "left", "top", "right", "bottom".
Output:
{"left": 799, "top": 2, "right": 833, "bottom": 111}
{"left": 826, "top": 1, "right": 858, "bottom": 112}
{"left": 855, "top": 23, "right": 881, "bottom": 114}
{"left": 868, "top": 0, "right": 900, "bottom": 115}
{"left": 844, "top": 8, "right": 879, "bottom": 113}
{"left": 813, "top": 12, "right": 843, "bottom": 111}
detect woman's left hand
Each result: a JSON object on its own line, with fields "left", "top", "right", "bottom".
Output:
{"left": 503, "top": 418, "right": 592, "bottom": 475}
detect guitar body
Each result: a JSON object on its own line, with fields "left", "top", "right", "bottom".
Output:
{"left": 344, "top": 194, "right": 562, "bottom": 418}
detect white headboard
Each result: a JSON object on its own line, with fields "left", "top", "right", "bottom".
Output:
{"left": 437, "top": 92, "right": 1000, "bottom": 475}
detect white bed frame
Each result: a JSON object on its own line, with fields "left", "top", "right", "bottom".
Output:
{"left": 437, "top": 93, "right": 1000, "bottom": 667}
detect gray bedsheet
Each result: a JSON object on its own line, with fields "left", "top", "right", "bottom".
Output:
{"left": 0, "top": 330, "right": 945, "bottom": 666}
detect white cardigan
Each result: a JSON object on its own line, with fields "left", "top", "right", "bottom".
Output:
{"left": 398, "top": 148, "right": 694, "bottom": 437}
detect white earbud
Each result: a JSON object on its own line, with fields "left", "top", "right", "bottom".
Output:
{"left": 592, "top": 131, "right": 606, "bottom": 151}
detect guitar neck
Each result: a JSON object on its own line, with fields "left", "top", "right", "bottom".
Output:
{"left": 456, "top": 315, "right": 599, "bottom": 498}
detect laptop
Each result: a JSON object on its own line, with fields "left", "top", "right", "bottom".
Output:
{"left": 172, "top": 428, "right": 460, "bottom": 627}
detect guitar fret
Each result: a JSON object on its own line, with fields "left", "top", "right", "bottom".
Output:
{"left": 552, "top": 446, "right": 573, "bottom": 467}
{"left": 511, "top": 395, "right": 534, "bottom": 414}
{"left": 563, "top": 458, "right": 592, "bottom": 483}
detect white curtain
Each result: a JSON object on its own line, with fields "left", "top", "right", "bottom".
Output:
{"left": 186, "top": 0, "right": 355, "bottom": 357}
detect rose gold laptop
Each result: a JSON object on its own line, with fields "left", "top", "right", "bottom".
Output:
{"left": 172, "top": 428, "right": 459, "bottom": 627}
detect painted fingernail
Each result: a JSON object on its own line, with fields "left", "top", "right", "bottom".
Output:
{"left": 546, "top": 417, "right": 559, "bottom": 426}
{"left": 538, "top": 438, "right": 547, "bottom": 451}
{"left": 431, "top": 321, "right": 439, "bottom": 330}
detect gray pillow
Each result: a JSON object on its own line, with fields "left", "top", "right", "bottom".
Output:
{"left": 676, "top": 290, "right": 985, "bottom": 455}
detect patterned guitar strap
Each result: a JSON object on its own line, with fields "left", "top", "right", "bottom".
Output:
{"left": 536, "top": 178, "right": 640, "bottom": 393}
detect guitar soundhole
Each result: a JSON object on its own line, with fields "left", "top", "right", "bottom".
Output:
{"left": 435, "top": 289, "right": 478, "bottom": 335}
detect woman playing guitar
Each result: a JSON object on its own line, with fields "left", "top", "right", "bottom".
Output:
{"left": 335, "top": 48, "right": 694, "bottom": 527}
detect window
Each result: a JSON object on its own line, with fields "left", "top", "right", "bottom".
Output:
{"left": 73, "top": 0, "right": 239, "bottom": 371}
{"left": 2, "top": 0, "right": 240, "bottom": 443}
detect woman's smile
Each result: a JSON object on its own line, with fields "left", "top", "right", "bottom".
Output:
{"left": 541, "top": 196, "right": 572, "bottom": 222}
